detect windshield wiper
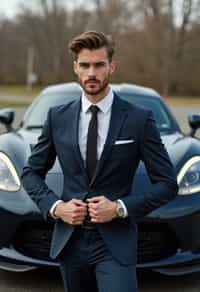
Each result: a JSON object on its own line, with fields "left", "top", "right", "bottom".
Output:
{"left": 26, "top": 125, "right": 43, "bottom": 129}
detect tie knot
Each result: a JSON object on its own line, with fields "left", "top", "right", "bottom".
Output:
{"left": 89, "top": 105, "right": 99, "bottom": 115}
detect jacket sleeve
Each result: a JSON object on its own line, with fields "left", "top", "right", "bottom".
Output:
{"left": 21, "top": 108, "right": 59, "bottom": 220}
{"left": 122, "top": 111, "right": 178, "bottom": 222}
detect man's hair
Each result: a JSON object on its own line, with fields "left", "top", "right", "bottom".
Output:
{"left": 68, "top": 31, "right": 115, "bottom": 62}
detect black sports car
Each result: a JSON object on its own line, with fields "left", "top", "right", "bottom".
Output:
{"left": 0, "top": 82, "right": 200, "bottom": 275}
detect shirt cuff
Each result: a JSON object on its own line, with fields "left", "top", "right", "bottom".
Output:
{"left": 117, "top": 199, "right": 128, "bottom": 218}
{"left": 49, "top": 200, "right": 63, "bottom": 219}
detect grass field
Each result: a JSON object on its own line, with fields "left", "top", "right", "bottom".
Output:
{"left": 0, "top": 100, "right": 30, "bottom": 107}
{"left": 165, "top": 96, "right": 200, "bottom": 107}
{"left": 0, "top": 85, "right": 42, "bottom": 96}
{"left": 1, "top": 85, "right": 200, "bottom": 107}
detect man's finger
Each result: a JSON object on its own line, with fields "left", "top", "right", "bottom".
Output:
{"left": 72, "top": 220, "right": 84, "bottom": 225}
{"left": 87, "top": 196, "right": 103, "bottom": 203}
{"left": 91, "top": 217, "right": 102, "bottom": 223}
{"left": 74, "top": 215, "right": 86, "bottom": 221}
{"left": 72, "top": 199, "right": 87, "bottom": 206}
{"left": 74, "top": 206, "right": 87, "bottom": 212}
{"left": 88, "top": 208, "right": 98, "bottom": 216}
{"left": 88, "top": 202, "right": 99, "bottom": 210}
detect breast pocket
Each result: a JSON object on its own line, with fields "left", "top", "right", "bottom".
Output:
{"left": 111, "top": 142, "right": 138, "bottom": 159}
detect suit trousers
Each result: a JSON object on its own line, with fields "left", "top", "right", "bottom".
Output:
{"left": 58, "top": 226, "right": 138, "bottom": 292}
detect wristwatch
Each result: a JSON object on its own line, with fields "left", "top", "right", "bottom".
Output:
{"left": 116, "top": 200, "right": 126, "bottom": 218}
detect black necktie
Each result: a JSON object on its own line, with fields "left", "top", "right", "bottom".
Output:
{"left": 86, "top": 105, "right": 99, "bottom": 181}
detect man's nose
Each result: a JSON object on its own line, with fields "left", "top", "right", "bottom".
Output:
{"left": 88, "top": 65, "right": 96, "bottom": 77}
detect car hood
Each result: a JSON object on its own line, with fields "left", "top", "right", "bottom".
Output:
{"left": 18, "top": 129, "right": 185, "bottom": 174}
{"left": 161, "top": 132, "right": 183, "bottom": 147}
{"left": 15, "top": 129, "right": 192, "bottom": 205}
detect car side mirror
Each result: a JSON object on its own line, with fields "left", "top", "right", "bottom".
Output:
{"left": 188, "top": 114, "right": 200, "bottom": 137}
{"left": 0, "top": 108, "right": 15, "bottom": 132}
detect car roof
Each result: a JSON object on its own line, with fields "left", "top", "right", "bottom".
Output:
{"left": 41, "top": 82, "right": 161, "bottom": 98}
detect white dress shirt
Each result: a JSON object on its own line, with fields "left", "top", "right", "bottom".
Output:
{"left": 79, "top": 87, "right": 113, "bottom": 162}
{"left": 50, "top": 87, "right": 128, "bottom": 218}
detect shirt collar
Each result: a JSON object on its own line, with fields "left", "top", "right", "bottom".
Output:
{"left": 81, "top": 87, "right": 114, "bottom": 114}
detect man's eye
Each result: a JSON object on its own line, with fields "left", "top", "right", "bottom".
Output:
{"left": 95, "top": 63, "right": 105, "bottom": 68}
{"left": 79, "top": 63, "right": 89, "bottom": 69}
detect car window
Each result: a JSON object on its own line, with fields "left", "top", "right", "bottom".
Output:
{"left": 23, "top": 91, "right": 172, "bottom": 131}
{"left": 120, "top": 94, "right": 171, "bottom": 129}
{"left": 23, "top": 92, "right": 80, "bottom": 128}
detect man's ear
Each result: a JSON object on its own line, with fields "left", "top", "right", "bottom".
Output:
{"left": 110, "top": 60, "right": 116, "bottom": 75}
{"left": 73, "top": 61, "right": 78, "bottom": 75}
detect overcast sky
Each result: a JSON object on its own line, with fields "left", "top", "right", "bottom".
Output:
{"left": 0, "top": 0, "right": 22, "bottom": 17}
{"left": 0, "top": 0, "right": 195, "bottom": 24}
{"left": 0, "top": 0, "right": 85, "bottom": 18}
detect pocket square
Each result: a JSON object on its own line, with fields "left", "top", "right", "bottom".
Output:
{"left": 115, "top": 139, "right": 135, "bottom": 145}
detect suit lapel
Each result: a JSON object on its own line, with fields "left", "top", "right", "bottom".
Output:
{"left": 69, "top": 98, "right": 89, "bottom": 183}
{"left": 90, "top": 94, "right": 128, "bottom": 186}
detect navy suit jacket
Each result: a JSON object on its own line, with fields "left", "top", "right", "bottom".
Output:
{"left": 21, "top": 93, "right": 178, "bottom": 266}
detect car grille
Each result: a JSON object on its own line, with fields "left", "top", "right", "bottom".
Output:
{"left": 13, "top": 221, "right": 53, "bottom": 260}
{"left": 13, "top": 221, "right": 178, "bottom": 263}
{"left": 137, "top": 222, "right": 178, "bottom": 263}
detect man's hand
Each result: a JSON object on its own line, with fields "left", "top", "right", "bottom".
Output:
{"left": 87, "top": 196, "right": 117, "bottom": 223}
{"left": 54, "top": 199, "right": 87, "bottom": 225}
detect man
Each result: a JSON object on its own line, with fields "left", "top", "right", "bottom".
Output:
{"left": 21, "top": 31, "right": 178, "bottom": 292}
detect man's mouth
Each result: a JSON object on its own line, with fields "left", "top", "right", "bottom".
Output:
{"left": 86, "top": 80, "right": 99, "bottom": 85}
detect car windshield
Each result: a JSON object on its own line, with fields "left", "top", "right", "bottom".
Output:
{"left": 23, "top": 91, "right": 174, "bottom": 131}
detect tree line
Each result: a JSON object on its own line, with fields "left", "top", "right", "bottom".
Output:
{"left": 0, "top": 0, "right": 200, "bottom": 96}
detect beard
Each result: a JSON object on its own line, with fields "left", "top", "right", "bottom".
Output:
{"left": 79, "top": 76, "right": 110, "bottom": 96}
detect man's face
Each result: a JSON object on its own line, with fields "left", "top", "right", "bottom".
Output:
{"left": 74, "top": 47, "right": 115, "bottom": 99}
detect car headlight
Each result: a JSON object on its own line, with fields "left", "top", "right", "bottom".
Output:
{"left": 0, "top": 152, "right": 20, "bottom": 191}
{"left": 177, "top": 156, "right": 200, "bottom": 195}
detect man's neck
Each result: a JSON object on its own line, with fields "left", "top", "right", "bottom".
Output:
{"left": 84, "top": 86, "right": 110, "bottom": 104}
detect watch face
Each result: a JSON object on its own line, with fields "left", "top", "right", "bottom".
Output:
{"left": 118, "top": 207, "right": 124, "bottom": 217}
{"left": 117, "top": 202, "right": 124, "bottom": 217}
